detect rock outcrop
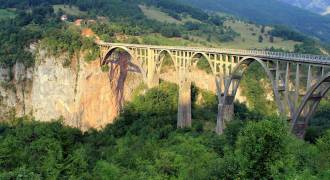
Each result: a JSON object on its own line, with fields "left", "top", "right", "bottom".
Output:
{"left": 0, "top": 49, "right": 143, "bottom": 130}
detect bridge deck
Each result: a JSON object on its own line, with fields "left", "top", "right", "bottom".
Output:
{"left": 98, "top": 42, "right": 330, "bottom": 66}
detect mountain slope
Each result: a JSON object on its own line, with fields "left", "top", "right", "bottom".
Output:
{"left": 178, "top": 0, "right": 330, "bottom": 42}
{"left": 278, "top": 0, "right": 330, "bottom": 15}
{"left": 139, "top": 5, "right": 300, "bottom": 50}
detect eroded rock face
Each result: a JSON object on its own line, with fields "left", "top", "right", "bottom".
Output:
{"left": 0, "top": 50, "right": 143, "bottom": 130}
{"left": 75, "top": 60, "right": 117, "bottom": 130}
{"left": 0, "top": 66, "right": 17, "bottom": 119}
{"left": 31, "top": 54, "right": 77, "bottom": 123}
{"left": 0, "top": 63, "right": 33, "bottom": 120}
{"left": 76, "top": 53, "right": 142, "bottom": 130}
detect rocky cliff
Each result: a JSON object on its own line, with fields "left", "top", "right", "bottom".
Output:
{"left": 0, "top": 49, "right": 143, "bottom": 130}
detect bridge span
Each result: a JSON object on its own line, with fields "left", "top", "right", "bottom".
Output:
{"left": 98, "top": 42, "right": 330, "bottom": 137}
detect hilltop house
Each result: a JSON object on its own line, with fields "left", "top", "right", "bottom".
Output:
{"left": 60, "top": 15, "right": 68, "bottom": 21}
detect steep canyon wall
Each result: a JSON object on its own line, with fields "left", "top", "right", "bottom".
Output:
{"left": 0, "top": 50, "right": 142, "bottom": 130}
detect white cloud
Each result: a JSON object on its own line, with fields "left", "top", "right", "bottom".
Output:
{"left": 321, "top": 6, "right": 330, "bottom": 15}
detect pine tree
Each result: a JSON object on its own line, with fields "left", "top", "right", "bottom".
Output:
{"left": 258, "top": 35, "right": 263, "bottom": 43}
{"left": 261, "top": 25, "right": 265, "bottom": 34}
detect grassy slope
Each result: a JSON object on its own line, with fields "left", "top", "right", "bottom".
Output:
{"left": 222, "top": 20, "right": 299, "bottom": 50}
{"left": 114, "top": 33, "right": 219, "bottom": 48}
{"left": 0, "top": 9, "right": 16, "bottom": 20}
{"left": 139, "top": 6, "right": 299, "bottom": 50}
{"left": 53, "top": 5, "right": 86, "bottom": 16}
{"left": 139, "top": 5, "right": 181, "bottom": 24}
{"left": 139, "top": 5, "right": 200, "bottom": 24}
{"left": 178, "top": 0, "right": 330, "bottom": 42}
{"left": 139, "top": 34, "right": 209, "bottom": 46}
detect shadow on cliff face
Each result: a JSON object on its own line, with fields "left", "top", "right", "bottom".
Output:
{"left": 107, "top": 52, "right": 142, "bottom": 112}
{"left": 77, "top": 50, "right": 145, "bottom": 130}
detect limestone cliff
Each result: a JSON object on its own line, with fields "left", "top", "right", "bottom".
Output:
{"left": 0, "top": 63, "right": 33, "bottom": 119}
{"left": 0, "top": 49, "right": 142, "bottom": 130}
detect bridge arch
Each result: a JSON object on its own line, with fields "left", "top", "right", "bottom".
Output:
{"left": 191, "top": 52, "right": 215, "bottom": 74}
{"left": 220, "top": 57, "right": 284, "bottom": 119}
{"left": 157, "top": 49, "right": 177, "bottom": 73}
{"left": 102, "top": 46, "right": 134, "bottom": 65}
{"left": 102, "top": 46, "right": 147, "bottom": 81}
{"left": 291, "top": 73, "right": 330, "bottom": 137}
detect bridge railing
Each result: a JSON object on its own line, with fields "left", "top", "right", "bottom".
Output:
{"left": 212, "top": 48, "right": 330, "bottom": 64}
{"left": 97, "top": 42, "right": 330, "bottom": 65}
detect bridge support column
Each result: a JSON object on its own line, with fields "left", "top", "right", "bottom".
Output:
{"left": 147, "top": 48, "right": 159, "bottom": 88}
{"left": 147, "top": 73, "right": 159, "bottom": 88}
{"left": 177, "top": 69, "right": 192, "bottom": 128}
{"left": 216, "top": 103, "right": 234, "bottom": 134}
{"left": 216, "top": 76, "right": 235, "bottom": 134}
{"left": 223, "top": 104, "right": 234, "bottom": 123}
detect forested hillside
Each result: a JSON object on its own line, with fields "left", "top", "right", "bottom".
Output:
{"left": 0, "top": 0, "right": 240, "bottom": 68}
{"left": 179, "top": 0, "right": 330, "bottom": 42}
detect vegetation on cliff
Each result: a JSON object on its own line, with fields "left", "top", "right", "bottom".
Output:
{"left": 41, "top": 27, "right": 99, "bottom": 62}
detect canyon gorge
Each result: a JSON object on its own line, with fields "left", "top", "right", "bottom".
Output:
{"left": 0, "top": 47, "right": 251, "bottom": 130}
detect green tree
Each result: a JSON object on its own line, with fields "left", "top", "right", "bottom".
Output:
{"left": 269, "top": 35, "right": 274, "bottom": 43}
{"left": 258, "top": 35, "right": 263, "bottom": 43}
{"left": 234, "top": 118, "right": 295, "bottom": 179}
{"left": 261, "top": 25, "right": 265, "bottom": 34}
{"left": 316, "top": 130, "right": 330, "bottom": 172}
{"left": 93, "top": 161, "right": 121, "bottom": 180}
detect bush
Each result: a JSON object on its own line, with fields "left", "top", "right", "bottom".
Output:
{"left": 316, "top": 130, "right": 330, "bottom": 172}
{"left": 101, "top": 64, "right": 109, "bottom": 72}
{"left": 270, "top": 25, "right": 307, "bottom": 42}
{"left": 235, "top": 118, "right": 294, "bottom": 179}
{"left": 160, "top": 25, "right": 182, "bottom": 38}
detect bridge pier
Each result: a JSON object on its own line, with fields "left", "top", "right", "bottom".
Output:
{"left": 147, "top": 49, "right": 160, "bottom": 88}
{"left": 215, "top": 76, "right": 235, "bottom": 134}
{"left": 177, "top": 70, "right": 192, "bottom": 128}
{"left": 216, "top": 104, "right": 234, "bottom": 134}
{"left": 223, "top": 104, "right": 234, "bottom": 124}
{"left": 147, "top": 73, "right": 159, "bottom": 88}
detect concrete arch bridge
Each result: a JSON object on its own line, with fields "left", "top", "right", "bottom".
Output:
{"left": 98, "top": 42, "right": 330, "bottom": 138}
